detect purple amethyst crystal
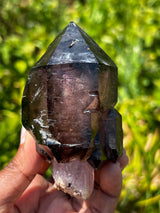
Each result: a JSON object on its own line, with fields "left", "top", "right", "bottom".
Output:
{"left": 22, "top": 22, "right": 123, "bottom": 199}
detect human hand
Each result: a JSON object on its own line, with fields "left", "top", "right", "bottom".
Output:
{"left": 0, "top": 129, "right": 128, "bottom": 213}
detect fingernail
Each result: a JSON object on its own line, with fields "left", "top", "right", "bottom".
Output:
{"left": 20, "top": 126, "right": 26, "bottom": 145}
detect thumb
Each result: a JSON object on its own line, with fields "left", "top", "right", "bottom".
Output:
{"left": 0, "top": 128, "right": 50, "bottom": 211}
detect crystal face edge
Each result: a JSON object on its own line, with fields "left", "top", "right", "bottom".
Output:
{"left": 99, "top": 109, "right": 123, "bottom": 163}
{"left": 22, "top": 21, "right": 122, "bottom": 164}
{"left": 33, "top": 21, "right": 117, "bottom": 68}
{"left": 22, "top": 62, "right": 120, "bottom": 163}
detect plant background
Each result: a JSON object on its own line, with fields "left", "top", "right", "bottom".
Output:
{"left": 0, "top": 0, "right": 160, "bottom": 212}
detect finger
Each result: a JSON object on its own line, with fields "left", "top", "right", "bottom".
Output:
{"left": 72, "top": 151, "right": 128, "bottom": 212}
{"left": 98, "top": 149, "right": 128, "bottom": 197}
{"left": 16, "top": 175, "right": 75, "bottom": 213}
{"left": 15, "top": 174, "right": 49, "bottom": 212}
{"left": 99, "top": 161, "right": 122, "bottom": 197}
{"left": 0, "top": 130, "right": 50, "bottom": 212}
{"left": 77, "top": 162, "right": 122, "bottom": 213}
{"left": 18, "top": 130, "right": 50, "bottom": 175}
{"left": 87, "top": 152, "right": 128, "bottom": 213}
{"left": 87, "top": 189, "right": 120, "bottom": 213}
{"left": 118, "top": 149, "right": 129, "bottom": 171}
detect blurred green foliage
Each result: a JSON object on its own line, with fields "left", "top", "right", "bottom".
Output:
{"left": 0, "top": 0, "right": 160, "bottom": 212}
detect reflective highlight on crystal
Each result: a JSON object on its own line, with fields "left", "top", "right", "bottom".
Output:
{"left": 22, "top": 21, "right": 123, "bottom": 165}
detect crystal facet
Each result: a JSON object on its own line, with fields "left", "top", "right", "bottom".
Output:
{"left": 22, "top": 21, "right": 123, "bottom": 199}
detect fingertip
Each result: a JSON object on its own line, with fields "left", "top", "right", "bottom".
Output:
{"left": 18, "top": 130, "right": 50, "bottom": 176}
{"left": 118, "top": 149, "right": 129, "bottom": 171}
{"left": 99, "top": 161, "right": 122, "bottom": 197}
{"left": 0, "top": 128, "right": 50, "bottom": 210}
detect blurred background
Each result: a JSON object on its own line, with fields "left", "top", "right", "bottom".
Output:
{"left": 0, "top": 0, "right": 160, "bottom": 212}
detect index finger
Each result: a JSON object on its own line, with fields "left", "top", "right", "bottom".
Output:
{"left": 0, "top": 130, "right": 50, "bottom": 212}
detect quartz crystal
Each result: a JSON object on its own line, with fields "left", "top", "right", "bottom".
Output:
{"left": 22, "top": 21, "right": 123, "bottom": 199}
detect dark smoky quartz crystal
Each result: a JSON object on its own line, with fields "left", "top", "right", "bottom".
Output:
{"left": 99, "top": 109, "right": 123, "bottom": 162}
{"left": 22, "top": 21, "right": 123, "bottom": 164}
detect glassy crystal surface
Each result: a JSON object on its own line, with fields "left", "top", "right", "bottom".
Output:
{"left": 99, "top": 109, "right": 123, "bottom": 162}
{"left": 22, "top": 21, "right": 123, "bottom": 164}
